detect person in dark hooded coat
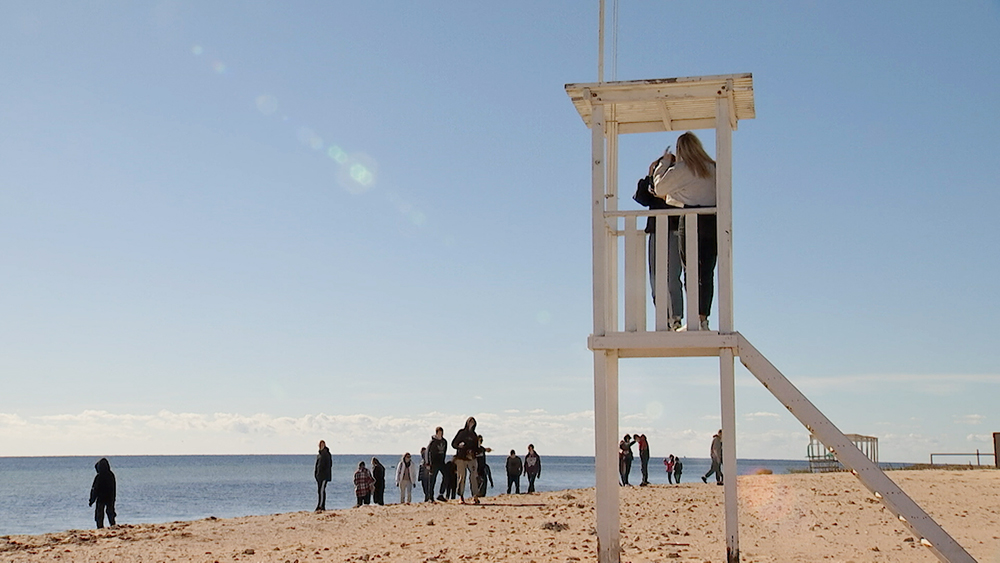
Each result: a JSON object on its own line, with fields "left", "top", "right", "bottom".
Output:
{"left": 314, "top": 440, "right": 333, "bottom": 511}
{"left": 88, "top": 457, "right": 116, "bottom": 528}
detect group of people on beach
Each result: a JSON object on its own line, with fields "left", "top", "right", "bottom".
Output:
{"left": 314, "top": 417, "right": 542, "bottom": 510}
{"left": 618, "top": 429, "right": 725, "bottom": 487}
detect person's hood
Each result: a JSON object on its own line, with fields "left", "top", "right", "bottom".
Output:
{"left": 319, "top": 446, "right": 330, "bottom": 454}
{"left": 95, "top": 458, "right": 111, "bottom": 474}
{"left": 465, "top": 417, "right": 477, "bottom": 432}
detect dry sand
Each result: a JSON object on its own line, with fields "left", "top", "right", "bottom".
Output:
{"left": 2, "top": 469, "right": 997, "bottom": 563}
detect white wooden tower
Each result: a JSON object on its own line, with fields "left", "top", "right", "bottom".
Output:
{"left": 563, "top": 70, "right": 979, "bottom": 563}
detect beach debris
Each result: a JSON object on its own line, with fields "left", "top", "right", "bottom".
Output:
{"left": 426, "top": 519, "right": 435, "bottom": 526}
{"left": 542, "top": 521, "right": 570, "bottom": 532}
{"left": 561, "top": 493, "right": 576, "bottom": 500}
{"left": 242, "top": 548, "right": 255, "bottom": 555}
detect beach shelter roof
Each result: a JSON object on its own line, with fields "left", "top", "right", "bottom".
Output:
{"left": 564, "top": 73, "right": 755, "bottom": 134}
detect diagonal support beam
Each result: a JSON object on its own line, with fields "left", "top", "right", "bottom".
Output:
{"left": 735, "top": 334, "right": 977, "bottom": 563}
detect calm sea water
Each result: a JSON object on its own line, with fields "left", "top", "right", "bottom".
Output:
{"left": 0, "top": 455, "right": 888, "bottom": 536}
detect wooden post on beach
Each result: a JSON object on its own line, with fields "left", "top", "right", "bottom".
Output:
{"left": 994, "top": 433, "right": 999, "bottom": 469}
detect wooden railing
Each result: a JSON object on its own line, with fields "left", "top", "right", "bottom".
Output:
{"left": 604, "top": 207, "right": 717, "bottom": 333}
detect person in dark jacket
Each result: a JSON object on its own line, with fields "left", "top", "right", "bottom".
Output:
{"left": 451, "top": 417, "right": 480, "bottom": 504}
{"left": 619, "top": 434, "right": 636, "bottom": 486}
{"left": 88, "top": 457, "right": 116, "bottom": 528}
{"left": 354, "top": 461, "right": 375, "bottom": 506}
{"left": 427, "top": 427, "right": 449, "bottom": 502}
{"left": 371, "top": 457, "right": 386, "bottom": 505}
{"left": 475, "top": 435, "right": 493, "bottom": 498}
{"left": 524, "top": 444, "right": 541, "bottom": 493}
{"left": 673, "top": 457, "right": 684, "bottom": 484}
{"left": 505, "top": 449, "right": 523, "bottom": 494}
{"left": 314, "top": 440, "right": 333, "bottom": 511}
{"left": 637, "top": 434, "right": 651, "bottom": 486}
{"left": 444, "top": 458, "right": 458, "bottom": 500}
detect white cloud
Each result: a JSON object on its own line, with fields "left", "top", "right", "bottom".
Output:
{"left": 744, "top": 411, "right": 781, "bottom": 420}
{"left": 953, "top": 414, "right": 985, "bottom": 425}
{"left": 0, "top": 410, "right": 598, "bottom": 457}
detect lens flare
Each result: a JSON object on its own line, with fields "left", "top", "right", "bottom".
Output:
{"left": 191, "top": 44, "right": 203, "bottom": 56}
{"left": 212, "top": 61, "right": 226, "bottom": 73}
{"left": 536, "top": 310, "right": 552, "bottom": 325}
{"left": 296, "top": 127, "right": 322, "bottom": 150}
{"left": 338, "top": 152, "right": 378, "bottom": 195}
{"left": 327, "top": 145, "right": 348, "bottom": 164}
{"left": 255, "top": 94, "right": 278, "bottom": 116}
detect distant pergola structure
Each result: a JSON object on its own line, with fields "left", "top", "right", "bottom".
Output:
{"left": 809, "top": 433, "right": 879, "bottom": 473}
{"left": 563, "top": 70, "right": 978, "bottom": 563}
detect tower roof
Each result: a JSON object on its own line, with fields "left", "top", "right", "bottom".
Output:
{"left": 565, "top": 73, "right": 755, "bottom": 134}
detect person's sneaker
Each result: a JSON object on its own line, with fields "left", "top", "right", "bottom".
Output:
{"left": 699, "top": 318, "right": 710, "bottom": 331}
{"left": 701, "top": 476, "right": 708, "bottom": 483}
{"left": 437, "top": 495, "right": 446, "bottom": 502}
{"left": 668, "top": 317, "right": 683, "bottom": 331}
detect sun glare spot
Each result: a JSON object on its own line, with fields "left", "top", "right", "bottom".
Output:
{"left": 338, "top": 153, "right": 378, "bottom": 195}
{"left": 297, "top": 127, "right": 322, "bottom": 150}
{"left": 212, "top": 61, "right": 226, "bottom": 73}
{"left": 409, "top": 210, "right": 427, "bottom": 226}
{"left": 191, "top": 44, "right": 203, "bottom": 56}
{"left": 536, "top": 310, "right": 552, "bottom": 325}
{"left": 255, "top": 94, "right": 278, "bottom": 115}
{"left": 350, "top": 163, "right": 374, "bottom": 185}
{"left": 327, "top": 145, "right": 348, "bottom": 164}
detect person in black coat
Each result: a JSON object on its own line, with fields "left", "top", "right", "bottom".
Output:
{"left": 314, "top": 440, "right": 333, "bottom": 511}
{"left": 505, "top": 450, "right": 523, "bottom": 494}
{"left": 371, "top": 457, "right": 386, "bottom": 505}
{"left": 88, "top": 457, "right": 116, "bottom": 528}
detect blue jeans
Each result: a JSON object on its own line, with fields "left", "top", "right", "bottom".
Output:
{"left": 648, "top": 218, "right": 683, "bottom": 320}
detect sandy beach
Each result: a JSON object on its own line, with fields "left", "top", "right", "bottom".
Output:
{"left": 2, "top": 469, "right": 997, "bottom": 563}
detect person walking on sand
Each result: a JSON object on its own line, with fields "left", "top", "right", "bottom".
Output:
{"left": 354, "top": 461, "right": 375, "bottom": 506}
{"left": 314, "top": 440, "right": 332, "bottom": 511}
{"left": 451, "top": 417, "right": 480, "bottom": 504}
{"left": 619, "top": 434, "right": 636, "bottom": 486}
{"left": 524, "top": 444, "right": 541, "bottom": 493}
{"left": 505, "top": 449, "right": 523, "bottom": 494}
{"left": 702, "top": 430, "right": 723, "bottom": 485}
{"left": 673, "top": 456, "right": 684, "bottom": 484}
{"left": 637, "top": 434, "right": 651, "bottom": 486}
{"left": 396, "top": 452, "right": 418, "bottom": 504}
{"left": 427, "top": 426, "right": 449, "bottom": 502}
{"left": 88, "top": 457, "right": 116, "bottom": 529}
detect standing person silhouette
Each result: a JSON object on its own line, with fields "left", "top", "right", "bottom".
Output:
{"left": 702, "top": 430, "right": 724, "bottom": 485}
{"left": 524, "top": 444, "right": 541, "bottom": 493}
{"left": 451, "top": 417, "right": 480, "bottom": 504}
{"left": 371, "top": 458, "right": 386, "bottom": 505}
{"left": 619, "top": 434, "right": 636, "bottom": 486}
{"left": 88, "top": 458, "right": 116, "bottom": 529}
{"left": 637, "top": 434, "right": 651, "bottom": 486}
{"left": 314, "top": 440, "right": 332, "bottom": 511}
{"left": 354, "top": 461, "right": 375, "bottom": 506}
{"left": 505, "top": 449, "right": 523, "bottom": 494}
{"left": 427, "top": 427, "right": 449, "bottom": 502}
{"left": 651, "top": 131, "right": 718, "bottom": 331}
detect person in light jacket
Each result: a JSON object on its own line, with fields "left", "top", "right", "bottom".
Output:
{"left": 451, "top": 417, "right": 480, "bottom": 504}
{"left": 395, "top": 452, "right": 418, "bottom": 504}
{"left": 651, "top": 131, "right": 718, "bottom": 331}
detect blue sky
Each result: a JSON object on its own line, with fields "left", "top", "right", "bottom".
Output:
{"left": 1, "top": 1, "right": 998, "bottom": 462}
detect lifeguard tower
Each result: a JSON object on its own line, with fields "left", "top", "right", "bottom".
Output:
{"left": 564, "top": 24, "right": 977, "bottom": 563}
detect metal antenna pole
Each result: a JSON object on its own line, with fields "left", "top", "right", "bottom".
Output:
{"left": 598, "top": 0, "right": 605, "bottom": 83}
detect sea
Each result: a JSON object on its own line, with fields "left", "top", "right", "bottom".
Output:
{"left": 0, "top": 455, "right": 907, "bottom": 536}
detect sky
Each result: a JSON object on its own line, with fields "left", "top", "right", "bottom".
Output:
{"left": 1, "top": 1, "right": 999, "bottom": 462}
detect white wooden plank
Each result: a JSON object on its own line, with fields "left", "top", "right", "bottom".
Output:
{"left": 720, "top": 348, "right": 740, "bottom": 562}
{"left": 591, "top": 105, "right": 607, "bottom": 336}
{"left": 737, "top": 335, "right": 977, "bottom": 563}
{"left": 624, "top": 217, "right": 642, "bottom": 332}
{"left": 654, "top": 224, "right": 669, "bottom": 331}
{"left": 716, "top": 96, "right": 734, "bottom": 333}
{"left": 684, "top": 212, "right": 700, "bottom": 331}
{"left": 593, "top": 350, "right": 620, "bottom": 563}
